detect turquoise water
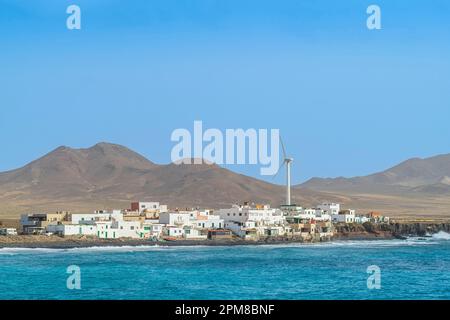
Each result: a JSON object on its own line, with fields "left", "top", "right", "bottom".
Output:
{"left": 1, "top": 233, "right": 450, "bottom": 300}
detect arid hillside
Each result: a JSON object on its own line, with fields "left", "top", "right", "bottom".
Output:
{"left": 1, "top": 143, "right": 449, "bottom": 219}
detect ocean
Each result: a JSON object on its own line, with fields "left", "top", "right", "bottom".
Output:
{"left": 1, "top": 232, "right": 450, "bottom": 300}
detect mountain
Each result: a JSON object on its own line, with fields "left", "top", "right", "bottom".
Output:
{"left": 0, "top": 143, "right": 156, "bottom": 198}
{"left": 0, "top": 143, "right": 343, "bottom": 217}
{"left": 300, "top": 154, "right": 450, "bottom": 195}
{"left": 296, "top": 153, "right": 450, "bottom": 219}
{"left": 1, "top": 143, "right": 450, "bottom": 219}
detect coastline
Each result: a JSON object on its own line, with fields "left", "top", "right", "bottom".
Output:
{"left": 0, "top": 238, "right": 390, "bottom": 249}
{"left": 0, "top": 236, "right": 315, "bottom": 249}
{"left": 0, "top": 232, "right": 398, "bottom": 249}
{"left": 2, "top": 222, "right": 449, "bottom": 249}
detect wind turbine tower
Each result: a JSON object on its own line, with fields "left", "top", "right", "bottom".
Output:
{"left": 280, "top": 138, "right": 293, "bottom": 206}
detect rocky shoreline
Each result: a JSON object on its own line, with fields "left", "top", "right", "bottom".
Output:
{"left": 333, "top": 221, "right": 450, "bottom": 240}
{"left": 0, "top": 233, "right": 328, "bottom": 248}
{"left": 1, "top": 222, "right": 449, "bottom": 249}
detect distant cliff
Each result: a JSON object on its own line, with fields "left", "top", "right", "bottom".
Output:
{"left": 333, "top": 222, "right": 450, "bottom": 240}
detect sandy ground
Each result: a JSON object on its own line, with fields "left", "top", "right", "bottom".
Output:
{"left": 1, "top": 190, "right": 450, "bottom": 220}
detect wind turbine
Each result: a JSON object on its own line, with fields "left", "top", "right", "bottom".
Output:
{"left": 274, "top": 137, "right": 294, "bottom": 206}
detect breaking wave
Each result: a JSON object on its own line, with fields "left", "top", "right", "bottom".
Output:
{"left": 1, "top": 235, "right": 449, "bottom": 255}
{"left": 432, "top": 231, "right": 450, "bottom": 240}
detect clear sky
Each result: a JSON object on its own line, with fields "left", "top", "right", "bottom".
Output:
{"left": 1, "top": 0, "right": 449, "bottom": 184}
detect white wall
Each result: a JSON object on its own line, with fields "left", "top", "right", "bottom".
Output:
{"left": 46, "top": 224, "right": 98, "bottom": 236}
{"left": 143, "top": 223, "right": 164, "bottom": 237}
{"left": 165, "top": 227, "right": 184, "bottom": 237}
{"left": 195, "top": 214, "right": 224, "bottom": 229}
{"left": 318, "top": 203, "right": 341, "bottom": 215}
{"left": 217, "top": 206, "right": 284, "bottom": 226}
{"left": 0, "top": 228, "right": 18, "bottom": 235}
{"left": 331, "top": 214, "right": 355, "bottom": 223}
{"left": 159, "top": 212, "right": 192, "bottom": 226}
{"left": 137, "top": 202, "right": 160, "bottom": 212}
{"left": 111, "top": 220, "right": 143, "bottom": 238}
{"left": 71, "top": 212, "right": 123, "bottom": 224}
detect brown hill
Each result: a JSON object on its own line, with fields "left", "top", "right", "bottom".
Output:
{"left": 296, "top": 153, "right": 450, "bottom": 219}
{"left": 2, "top": 143, "right": 450, "bottom": 219}
{"left": 0, "top": 143, "right": 342, "bottom": 217}
{"left": 300, "top": 154, "right": 450, "bottom": 194}
{"left": 0, "top": 143, "right": 156, "bottom": 198}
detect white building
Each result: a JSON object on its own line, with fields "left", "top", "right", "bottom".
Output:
{"left": 47, "top": 224, "right": 98, "bottom": 236}
{"left": 194, "top": 211, "right": 224, "bottom": 229}
{"left": 110, "top": 220, "right": 143, "bottom": 239}
{"left": 94, "top": 219, "right": 143, "bottom": 239}
{"left": 159, "top": 210, "right": 224, "bottom": 230}
{"left": 0, "top": 228, "right": 18, "bottom": 236}
{"left": 280, "top": 205, "right": 303, "bottom": 213}
{"left": 164, "top": 226, "right": 184, "bottom": 238}
{"left": 318, "top": 203, "right": 341, "bottom": 215}
{"left": 331, "top": 209, "right": 355, "bottom": 223}
{"left": 217, "top": 204, "right": 285, "bottom": 238}
{"left": 225, "top": 220, "right": 257, "bottom": 239}
{"left": 159, "top": 212, "right": 193, "bottom": 227}
{"left": 217, "top": 204, "right": 285, "bottom": 226}
{"left": 46, "top": 210, "right": 144, "bottom": 239}
{"left": 284, "top": 207, "right": 331, "bottom": 223}
{"left": 70, "top": 210, "right": 122, "bottom": 225}
{"left": 131, "top": 202, "right": 168, "bottom": 213}
{"left": 143, "top": 221, "right": 164, "bottom": 238}
{"left": 301, "top": 208, "right": 317, "bottom": 219}
{"left": 313, "top": 209, "right": 331, "bottom": 222}
{"left": 354, "top": 216, "right": 371, "bottom": 224}
{"left": 183, "top": 226, "right": 207, "bottom": 240}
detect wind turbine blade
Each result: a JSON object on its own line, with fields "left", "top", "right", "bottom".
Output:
{"left": 272, "top": 161, "right": 286, "bottom": 181}
{"left": 279, "top": 136, "right": 287, "bottom": 159}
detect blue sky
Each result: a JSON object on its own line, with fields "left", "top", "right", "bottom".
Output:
{"left": 0, "top": 0, "right": 449, "bottom": 184}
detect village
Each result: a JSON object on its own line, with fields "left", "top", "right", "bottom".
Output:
{"left": 0, "top": 201, "right": 390, "bottom": 242}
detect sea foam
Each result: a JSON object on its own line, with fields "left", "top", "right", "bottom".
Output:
{"left": 1, "top": 236, "right": 447, "bottom": 255}
{"left": 432, "top": 231, "right": 450, "bottom": 240}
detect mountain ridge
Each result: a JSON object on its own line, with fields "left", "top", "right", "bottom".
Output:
{"left": 300, "top": 153, "right": 450, "bottom": 194}
{"left": 1, "top": 143, "right": 450, "bottom": 218}
{"left": 0, "top": 142, "right": 344, "bottom": 215}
